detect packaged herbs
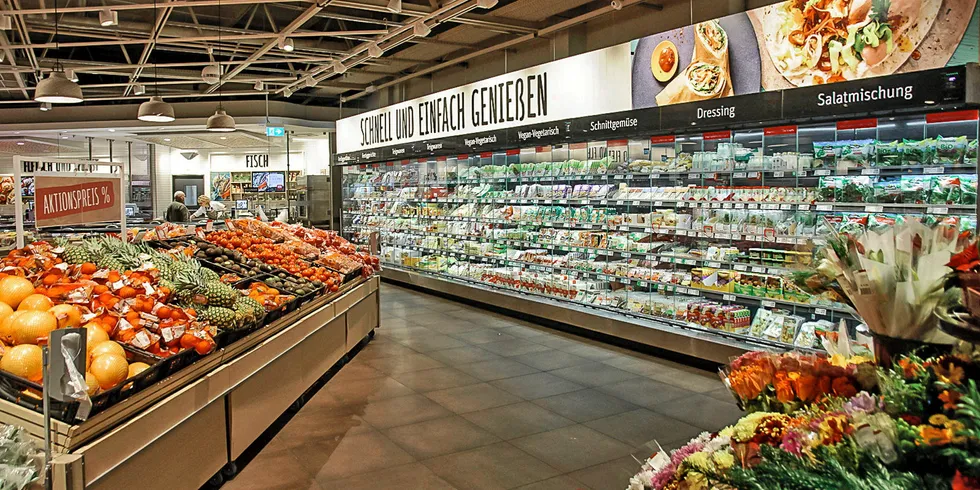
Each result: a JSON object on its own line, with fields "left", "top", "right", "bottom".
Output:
{"left": 961, "top": 175, "right": 977, "bottom": 205}
{"left": 817, "top": 176, "right": 838, "bottom": 202}
{"left": 838, "top": 176, "right": 874, "bottom": 203}
{"left": 873, "top": 178, "right": 902, "bottom": 203}
{"left": 968, "top": 139, "right": 978, "bottom": 164}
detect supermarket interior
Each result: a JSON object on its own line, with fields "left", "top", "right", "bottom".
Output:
{"left": 1, "top": 0, "right": 980, "bottom": 489}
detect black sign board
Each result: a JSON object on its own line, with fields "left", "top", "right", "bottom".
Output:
{"left": 568, "top": 108, "right": 658, "bottom": 140}
{"left": 659, "top": 91, "right": 782, "bottom": 132}
{"left": 782, "top": 66, "right": 967, "bottom": 119}
{"left": 508, "top": 120, "right": 572, "bottom": 147}
{"left": 460, "top": 129, "right": 510, "bottom": 152}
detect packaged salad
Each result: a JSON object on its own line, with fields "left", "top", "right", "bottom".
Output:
{"left": 838, "top": 176, "right": 875, "bottom": 203}
{"left": 901, "top": 176, "right": 931, "bottom": 204}
{"left": 817, "top": 176, "right": 838, "bottom": 202}
{"left": 929, "top": 176, "right": 962, "bottom": 205}
{"left": 873, "top": 178, "right": 903, "bottom": 203}
{"left": 901, "top": 139, "right": 936, "bottom": 165}
{"left": 968, "top": 139, "right": 978, "bottom": 165}
{"left": 961, "top": 175, "right": 977, "bottom": 205}
{"left": 935, "top": 135, "right": 968, "bottom": 165}
{"left": 874, "top": 140, "right": 902, "bottom": 167}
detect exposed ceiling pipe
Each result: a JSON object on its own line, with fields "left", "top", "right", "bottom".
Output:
{"left": 325, "top": 0, "right": 538, "bottom": 34}
{"left": 2, "top": 29, "right": 392, "bottom": 50}
{"left": 125, "top": 1, "right": 175, "bottom": 96}
{"left": 342, "top": 0, "right": 647, "bottom": 102}
{"left": 2, "top": 0, "right": 310, "bottom": 16}
{"left": 0, "top": 90, "right": 270, "bottom": 104}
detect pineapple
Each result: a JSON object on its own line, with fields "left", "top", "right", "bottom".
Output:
{"left": 174, "top": 271, "right": 238, "bottom": 308}
{"left": 62, "top": 243, "right": 91, "bottom": 265}
{"left": 234, "top": 296, "right": 264, "bottom": 323}
{"left": 200, "top": 307, "right": 239, "bottom": 330}
{"left": 200, "top": 267, "right": 220, "bottom": 282}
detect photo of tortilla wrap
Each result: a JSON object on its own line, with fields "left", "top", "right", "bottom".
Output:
{"left": 694, "top": 20, "right": 730, "bottom": 73}
{"left": 655, "top": 62, "right": 728, "bottom": 106}
{"left": 749, "top": 0, "right": 971, "bottom": 89}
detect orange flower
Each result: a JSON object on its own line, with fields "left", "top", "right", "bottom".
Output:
{"left": 933, "top": 361, "right": 966, "bottom": 385}
{"left": 729, "top": 364, "right": 772, "bottom": 401}
{"left": 898, "top": 358, "right": 925, "bottom": 378}
{"left": 774, "top": 372, "right": 795, "bottom": 404}
{"left": 818, "top": 376, "right": 832, "bottom": 398}
{"left": 940, "top": 390, "right": 963, "bottom": 411}
{"left": 793, "top": 374, "right": 818, "bottom": 403}
{"left": 831, "top": 377, "right": 858, "bottom": 399}
{"left": 920, "top": 426, "right": 952, "bottom": 446}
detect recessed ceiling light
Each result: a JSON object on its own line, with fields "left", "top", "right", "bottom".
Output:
{"left": 164, "top": 138, "right": 171, "bottom": 142}
{"left": 61, "top": 135, "right": 68, "bottom": 139}
{"left": 16, "top": 141, "right": 24, "bottom": 145}
{"left": 108, "top": 128, "right": 115, "bottom": 132}
{"left": 220, "top": 136, "right": 227, "bottom": 140}
{"left": 278, "top": 37, "right": 294, "bottom": 52}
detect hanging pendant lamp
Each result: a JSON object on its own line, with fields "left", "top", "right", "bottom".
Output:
{"left": 36, "top": 0, "right": 82, "bottom": 104}
{"left": 206, "top": 107, "right": 235, "bottom": 132}
{"left": 138, "top": 96, "right": 175, "bottom": 122}
{"left": 207, "top": 0, "right": 235, "bottom": 132}
{"left": 137, "top": 0, "right": 175, "bottom": 123}
{"left": 35, "top": 67, "right": 83, "bottom": 103}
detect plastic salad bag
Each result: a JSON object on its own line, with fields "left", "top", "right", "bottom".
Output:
{"left": 935, "top": 135, "right": 968, "bottom": 165}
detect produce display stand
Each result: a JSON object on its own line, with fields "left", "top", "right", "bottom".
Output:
{"left": 0, "top": 274, "right": 380, "bottom": 490}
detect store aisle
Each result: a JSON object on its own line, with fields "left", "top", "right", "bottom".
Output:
{"left": 222, "top": 284, "right": 742, "bottom": 490}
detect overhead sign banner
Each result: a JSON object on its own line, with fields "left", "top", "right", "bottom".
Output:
{"left": 336, "top": 0, "right": 978, "bottom": 157}
{"left": 34, "top": 176, "right": 121, "bottom": 228}
{"left": 337, "top": 44, "right": 633, "bottom": 153}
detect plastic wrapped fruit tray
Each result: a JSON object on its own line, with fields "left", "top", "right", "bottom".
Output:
{"left": 232, "top": 279, "right": 300, "bottom": 325}
{"left": 0, "top": 347, "right": 163, "bottom": 424}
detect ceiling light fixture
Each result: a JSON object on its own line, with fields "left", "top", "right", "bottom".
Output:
{"left": 138, "top": 96, "right": 175, "bottom": 122}
{"left": 16, "top": 141, "right": 24, "bottom": 146}
{"left": 284, "top": 87, "right": 293, "bottom": 98}
{"left": 304, "top": 75, "right": 316, "bottom": 88}
{"left": 163, "top": 138, "right": 171, "bottom": 142}
{"left": 385, "top": 0, "right": 402, "bottom": 13}
{"left": 609, "top": 0, "right": 622, "bottom": 10}
{"left": 207, "top": 0, "right": 235, "bottom": 132}
{"left": 414, "top": 21, "right": 431, "bottom": 37}
{"left": 36, "top": 2, "right": 82, "bottom": 104}
{"left": 476, "top": 0, "right": 498, "bottom": 8}
{"left": 108, "top": 128, "right": 115, "bottom": 132}
{"left": 202, "top": 64, "right": 220, "bottom": 84}
{"left": 0, "top": 16, "right": 11, "bottom": 30}
{"left": 254, "top": 80, "right": 264, "bottom": 91}
{"left": 207, "top": 109, "right": 235, "bottom": 132}
{"left": 99, "top": 8, "right": 118, "bottom": 26}
{"left": 35, "top": 67, "right": 83, "bottom": 103}
{"left": 39, "top": 102, "right": 51, "bottom": 111}
{"left": 278, "top": 37, "right": 294, "bottom": 52}
{"left": 332, "top": 60, "right": 347, "bottom": 74}
{"left": 65, "top": 68, "right": 78, "bottom": 82}
{"left": 367, "top": 42, "right": 383, "bottom": 58}
{"left": 136, "top": 0, "right": 175, "bottom": 123}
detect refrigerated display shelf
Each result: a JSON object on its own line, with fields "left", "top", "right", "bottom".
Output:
{"left": 381, "top": 264, "right": 824, "bottom": 358}
{"left": 378, "top": 245, "right": 852, "bottom": 315}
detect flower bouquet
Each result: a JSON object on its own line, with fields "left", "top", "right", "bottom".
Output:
{"left": 935, "top": 240, "right": 980, "bottom": 343}
{"left": 794, "top": 219, "right": 960, "bottom": 364}
{"left": 628, "top": 352, "right": 980, "bottom": 490}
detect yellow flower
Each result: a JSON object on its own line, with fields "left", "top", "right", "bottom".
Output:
{"left": 684, "top": 452, "right": 714, "bottom": 472}
{"left": 829, "top": 354, "right": 848, "bottom": 368}
{"left": 929, "top": 414, "right": 950, "bottom": 426}
{"left": 713, "top": 451, "right": 735, "bottom": 470}
{"left": 850, "top": 355, "right": 873, "bottom": 365}
{"left": 933, "top": 362, "right": 966, "bottom": 385}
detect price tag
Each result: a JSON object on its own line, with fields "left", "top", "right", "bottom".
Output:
{"left": 861, "top": 168, "right": 880, "bottom": 175}
{"left": 544, "top": 199, "right": 553, "bottom": 204}
{"left": 761, "top": 300, "right": 777, "bottom": 308}
{"left": 734, "top": 203, "right": 745, "bottom": 209}
{"left": 814, "top": 308, "right": 828, "bottom": 316}
{"left": 707, "top": 261, "right": 721, "bottom": 268}
{"left": 683, "top": 259, "right": 697, "bottom": 265}
{"left": 748, "top": 172, "right": 761, "bottom": 179}
{"left": 751, "top": 266, "right": 766, "bottom": 273}
{"left": 676, "top": 287, "right": 688, "bottom": 294}
{"left": 777, "top": 237, "right": 794, "bottom": 244}
{"left": 600, "top": 200, "right": 608, "bottom": 205}
{"left": 813, "top": 169, "right": 831, "bottom": 176}
{"left": 735, "top": 264, "right": 749, "bottom": 272}
{"left": 772, "top": 171, "right": 785, "bottom": 178}
{"left": 632, "top": 200, "right": 642, "bottom": 206}
{"left": 865, "top": 205, "right": 884, "bottom": 213}
{"left": 676, "top": 229, "right": 687, "bottom": 236}
{"left": 653, "top": 201, "right": 663, "bottom": 207}
{"left": 927, "top": 206, "right": 949, "bottom": 215}
{"left": 748, "top": 203, "right": 759, "bottom": 209}
{"left": 710, "top": 202, "right": 721, "bottom": 208}
{"left": 723, "top": 294, "right": 736, "bottom": 301}
{"left": 651, "top": 173, "right": 661, "bottom": 179}
{"left": 675, "top": 202, "right": 686, "bottom": 208}
{"left": 780, "top": 204, "right": 793, "bottom": 210}
{"left": 616, "top": 200, "right": 625, "bottom": 205}
{"left": 559, "top": 199, "right": 568, "bottom": 204}
{"left": 924, "top": 166, "right": 945, "bottom": 174}
{"left": 733, "top": 172, "right": 747, "bottom": 179}
{"left": 816, "top": 204, "right": 833, "bottom": 211}
{"left": 619, "top": 226, "right": 630, "bottom": 231}
{"left": 689, "top": 289, "right": 701, "bottom": 296}
{"left": 798, "top": 204, "right": 811, "bottom": 211}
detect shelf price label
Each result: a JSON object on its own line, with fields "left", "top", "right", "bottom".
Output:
{"left": 813, "top": 169, "right": 831, "bottom": 176}
{"left": 815, "top": 204, "right": 833, "bottom": 211}
{"left": 927, "top": 206, "right": 949, "bottom": 215}
{"left": 864, "top": 205, "right": 884, "bottom": 213}
{"left": 923, "top": 166, "right": 945, "bottom": 174}
{"left": 723, "top": 294, "right": 736, "bottom": 302}
{"left": 761, "top": 300, "right": 777, "bottom": 308}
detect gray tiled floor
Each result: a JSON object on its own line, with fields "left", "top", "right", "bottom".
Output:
{"left": 223, "top": 284, "right": 741, "bottom": 490}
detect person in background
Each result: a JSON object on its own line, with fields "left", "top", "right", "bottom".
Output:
{"left": 165, "top": 191, "right": 189, "bottom": 222}
{"left": 192, "top": 195, "right": 227, "bottom": 220}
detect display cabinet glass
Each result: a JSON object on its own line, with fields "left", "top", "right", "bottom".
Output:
{"left": 341, "top": 112, "right": 979, "bottom": 353}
